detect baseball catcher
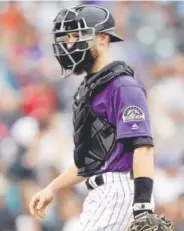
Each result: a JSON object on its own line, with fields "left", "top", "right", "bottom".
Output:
{"left": 29, "top": 4, "right": 175, "bottom": 231}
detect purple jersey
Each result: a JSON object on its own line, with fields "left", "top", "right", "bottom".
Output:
{"left": 91, "top": 75, "right": 152, "bottom": 174}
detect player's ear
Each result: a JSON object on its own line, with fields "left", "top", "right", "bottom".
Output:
{"left": 97, "top": 33, "right": 110, "bottom": 47}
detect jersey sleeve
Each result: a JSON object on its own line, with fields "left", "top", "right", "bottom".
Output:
{"left": 111, "top": 85, "right": 152, "bottom": 140}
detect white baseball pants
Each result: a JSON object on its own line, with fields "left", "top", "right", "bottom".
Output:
{"left": 76, "top": 172, "right": 134, "bottom": 231}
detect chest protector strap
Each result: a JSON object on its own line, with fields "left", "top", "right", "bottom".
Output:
{"left": 73, "top": 61, "right": 134, "bottom": 177}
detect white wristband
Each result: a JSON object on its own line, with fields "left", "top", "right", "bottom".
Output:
{"left": 133, "top": 202, "right": 154, "bottom": 212}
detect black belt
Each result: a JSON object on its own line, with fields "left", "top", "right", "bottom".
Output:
{"left": 85, "top": 175, "right": 104, "bottom": 190}
{"left": 85, "top": 171, "right": 134, "bottom": 190}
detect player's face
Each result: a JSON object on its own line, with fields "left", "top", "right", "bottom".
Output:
{"left": 55, "top": 31, "right": 97, "bottom": 75}
{"left": 56, "top": 31, "right": 100, "bottom": 55}
{"left": 54, "top": 31, "right": 108, "bottom": 75}
{"left": 55, "top": 31, "right": 80, "bottom": 50}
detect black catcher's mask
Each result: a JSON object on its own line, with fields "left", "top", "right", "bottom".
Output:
{"left": 52, "top": 5, "right": 123, "bottom": 78}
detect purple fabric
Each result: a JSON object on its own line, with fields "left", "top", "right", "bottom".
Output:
{"left": 91, "top": 75, "right": 152, "bottom": 174}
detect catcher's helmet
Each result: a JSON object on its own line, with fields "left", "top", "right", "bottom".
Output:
{"left": 52, "top": 5, "right": 123, "bottom": 78}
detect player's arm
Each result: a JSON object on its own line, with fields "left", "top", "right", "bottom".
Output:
{"left": 133, "top": 145, "right": 154, "bottom": 179}
{"left": 133, "top": 144, "right": 154, "bottom": 216}
{"left": 110, "top": 79, "right": 155, "bottom": 217}
{"left": 29, "top": 163, "right": 84, "bottom": 219}
{"left": 46, "top": 163, "right": 84, "bottom": 194}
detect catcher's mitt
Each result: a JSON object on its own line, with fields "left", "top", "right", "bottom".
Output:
{"left": 128, "top": 212, "right": 175, "bottom": 231}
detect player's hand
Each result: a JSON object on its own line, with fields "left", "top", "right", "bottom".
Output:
{"left": 29, "top": 187, "right": 54, "bottom": 219}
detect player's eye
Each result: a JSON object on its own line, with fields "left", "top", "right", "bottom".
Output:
{"left": 71, "top": 33, "right": 79, "bottom": 39}
{"left": 55, "top": 35, "right": 69, "bottom": 43}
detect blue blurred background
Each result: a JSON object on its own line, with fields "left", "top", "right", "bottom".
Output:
{"left": 0, "top": 1, "right": 184, "bottom": 231}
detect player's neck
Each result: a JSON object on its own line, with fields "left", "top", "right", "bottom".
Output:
{"left": 90, "top": 51, "right": 112, "bottom": 74}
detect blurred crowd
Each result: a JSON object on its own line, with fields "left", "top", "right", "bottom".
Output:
{"left": 0, "top": 1, "right": 184, "bottom": 231}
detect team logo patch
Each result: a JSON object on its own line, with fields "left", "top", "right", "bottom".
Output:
{"left": 122, "top": 105, "right": 145, "bottom": 122}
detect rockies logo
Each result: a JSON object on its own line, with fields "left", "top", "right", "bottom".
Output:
{"left": 122, "top": 105, "right": 145, "bottom": 122}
